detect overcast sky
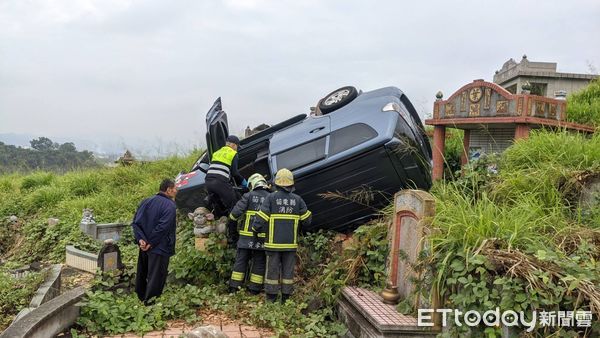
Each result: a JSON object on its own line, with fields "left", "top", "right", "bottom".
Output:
{"left": 1, "top": 0, "right": 599, "bottom": 154}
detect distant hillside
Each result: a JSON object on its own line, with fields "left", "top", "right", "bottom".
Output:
{"left": 0, "top": 137, "right": 98, "bottom": 173}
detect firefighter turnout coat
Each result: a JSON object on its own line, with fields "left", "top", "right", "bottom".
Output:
{"left": 229, "top": 187, "right": 270, "bottom": 249}
{"left": 252, "top": 189, "right": 312, "bottom": 251}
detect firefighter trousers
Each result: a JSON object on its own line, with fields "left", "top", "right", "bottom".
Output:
{"left": 264, "top": 251, "right": 296, "bottom": 296}
{"left": 229, "top": 248, "right": 265, "bottom": 291}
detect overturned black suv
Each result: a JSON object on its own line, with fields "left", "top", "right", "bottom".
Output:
{"left": 175, "top": 86, "right": 432, "bottom": 232}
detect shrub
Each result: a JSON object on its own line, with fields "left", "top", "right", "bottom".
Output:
{"left": 420, "top": 131, "right": 600, "bottom": 336}
{"left": 0, "top": 154, "right": 197, "bottom": 265}
{"left": 20, "top": 172, "right": 54, "bottom": 190}
{"left": 0, "top": 271, "right": 45, "bottom": 330}
{"left": 567, "top": 78, "right": 600, "bottom": 127}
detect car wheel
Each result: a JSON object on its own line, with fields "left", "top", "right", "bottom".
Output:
{"left": 319, "top": 86, "right": 358, "bottom": 114}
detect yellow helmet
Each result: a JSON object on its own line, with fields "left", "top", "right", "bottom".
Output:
{"left": 274, "top": 168, "right": 294, "bottom": 187}
{"left": 248, "top": 173, "right": 268, "bottom": 190}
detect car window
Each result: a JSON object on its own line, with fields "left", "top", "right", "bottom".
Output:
{"left": 276, "top": 137, "right": 327, "bottom": 171}
{"left": 329, "top": 123, "right": 378, "bottom": 156}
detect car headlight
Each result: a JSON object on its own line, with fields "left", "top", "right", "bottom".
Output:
{"left": 384, "top": 102, "right": 416, "bottom": 129}
{"left": 382, "top": 102, "right": 401, "bottom": 112}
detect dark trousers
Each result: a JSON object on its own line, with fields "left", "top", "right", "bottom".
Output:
{"left": 205, "top": 178, "right": 237, "bottom": 215}
{"left": 135, "top": 250, "right": 170, "bottom": 304}
{"left": 264, "top": 251, "right": 296, "bottom": 295}
{"left": 229, "top": 249, "right": 266, "bottom": 291}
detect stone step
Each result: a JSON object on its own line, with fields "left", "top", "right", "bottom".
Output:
{"left": 338, "top": 287, "right": 439, "bottom": 338}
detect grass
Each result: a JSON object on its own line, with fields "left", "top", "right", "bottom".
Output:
{"left": 2, "top": 128, "right": 600, "bottom": 335}
{"left": 0, "top": 271, "right": 45, "bottom": 331}
{"left": 0, "top": 151, "right": 201, "bottom": 264}
{"left": 422, "top": 130, "right": 600, "bottom": 335}
{"left": 567, "top": 78, "right": 600, "bottom": 127}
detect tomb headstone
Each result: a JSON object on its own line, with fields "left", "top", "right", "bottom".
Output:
{"left": 383, "top": 190, "right": 435, "bottom": 307}
{"left": 97, "top": 239, "right": 123, "bottom": 272}
{"left": 337, "top": 189, "right": 440, "bottom": 337}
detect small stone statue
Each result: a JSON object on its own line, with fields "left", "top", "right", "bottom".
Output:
{"left": 81, "top": 208, "right": 96, "bottom": 224}
{"left": 188, "top": 207, "right": 227, "bottom": 237}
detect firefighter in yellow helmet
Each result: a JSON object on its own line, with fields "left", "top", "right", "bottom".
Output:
{"left": 252, "top": 168, "right": 312, "bottom": 303}
{"left": 227, "top": 173, "right": 270, "bottom": 294}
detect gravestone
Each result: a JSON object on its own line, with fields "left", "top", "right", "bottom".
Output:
{"left": 97, "top": 239, "right": 123, "bottom": 272}
{"left": 383, "top": 190, "right": 435, "bottom": 309}
{"left": 337, "top": 189, "right": 440, "bottom": 337}
{"left": 79, "top": 209, "right": 127, "bottom": 241}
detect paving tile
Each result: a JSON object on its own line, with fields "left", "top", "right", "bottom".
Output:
{"left": 222, "top": 324, "right": 241, "bottom": 333}
{"left": 163, "top": 328, "right": 185, "bottom": 337}
{"left": 225, "top": 334, "right": 242, "bottom": 338}
{"left": 142, "top": 332, "right": 163, "bottom": 338}
{"left": 241, "top": 331, "right": 262, "bottom": 338}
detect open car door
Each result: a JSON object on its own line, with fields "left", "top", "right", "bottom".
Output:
{"left": 205, "top": 97, "right": 229, "bottom": 159}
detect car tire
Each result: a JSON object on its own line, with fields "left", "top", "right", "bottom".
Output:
{"left": 319, "top": 86, "right": 358, "bottom": 114}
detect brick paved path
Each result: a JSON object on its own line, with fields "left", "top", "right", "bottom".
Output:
{"left": 105, "top": 320, "right": 272, "bottom": 338}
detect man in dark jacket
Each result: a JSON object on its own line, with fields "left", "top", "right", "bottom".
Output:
{"left": 252, "top": 169, "right": 311, "bottom": 303}
{"left": 131, "top": 179, "right": 177, "bottom": 304}
{"left": 227, "top": 173, "right": 270, "bottom": 294}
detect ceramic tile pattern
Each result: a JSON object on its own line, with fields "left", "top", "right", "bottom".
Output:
{"left": 343, "top": 286, "right": 419, "bottom": 327}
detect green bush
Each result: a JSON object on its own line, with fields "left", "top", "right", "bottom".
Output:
{"left": 0, "top": 271, "right": 45, "bottom": 330}
{"left": 20, "top": 172, "right": 55, "bottom": 190}
{"left": 65, "top": 172, "right": 101, "bottom": 197}
{"left": 77, "top": 284, "right": 209, "bottom": 336}
{"left": 167, "top": 212, "right": 236, "bottom": 285}
{"left": 0, "top": 155, "right": 196, "bottom": 265}
{"left": 567, "top": 78, "right": 600, "bottom": 127}
{"left": 421, "top": 130, "right": 600, "bottom": 336}
{"left": 501, "top": 130, "right": 600, "bottom": 171}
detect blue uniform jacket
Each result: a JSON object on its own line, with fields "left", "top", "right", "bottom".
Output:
{"left": 131, "top": 192, "right": 177, "bottom": 257}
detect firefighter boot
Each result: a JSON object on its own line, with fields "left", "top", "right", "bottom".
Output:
{"left": 266, "top": 293, "right": 278, "bottom": 303}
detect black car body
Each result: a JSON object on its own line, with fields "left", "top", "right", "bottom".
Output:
{"left": 176, "top": 86, "right": 432, "bottom": 232}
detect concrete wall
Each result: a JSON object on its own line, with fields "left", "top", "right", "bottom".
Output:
{"left": 13, "top": 264, "right": 62, "bottom": 322}
{"left": 502, "top": 77, "right": 591, "bottom": 97}
{"left": 65, "top": 245, "right": 98, "bottom": 273}
{"left": 1, "top": 287, "right": 85, "bottom": 338}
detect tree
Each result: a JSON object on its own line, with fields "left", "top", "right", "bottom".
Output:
{"left": 0, "top": 137, "right": 98, "bottom": 173}
{"left": 30, "top": 137, "right": 57, "bottom": 151}
{"left": 58, "top": 142, "right": 77, "bottom": 153}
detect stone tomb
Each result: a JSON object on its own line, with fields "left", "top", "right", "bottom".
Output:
{"left": 79, "top": 208, "right": 127, "bottom": 242}
{"left": 337, "top": 190, "right": 439, "bottom": 337}
{"left": 66, "top": 209, "right": 125, "bottom": 274}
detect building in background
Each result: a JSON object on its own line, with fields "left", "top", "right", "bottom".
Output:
{"left": 494, "top": 55, "right": 598, "bottom": 99}
{"left": 426, "top": 56, "right": 597, "bottom": 180}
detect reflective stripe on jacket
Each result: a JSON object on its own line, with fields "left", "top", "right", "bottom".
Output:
{"left": 252, "top": 190, "right": 312, "bottom": 251}
{"left": 229, "top": 188, "right": 270, "bottom": 249}
{"left": 207, "top": 146, "right": 237, "bottom": 180}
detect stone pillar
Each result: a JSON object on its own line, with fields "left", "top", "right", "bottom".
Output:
{"left": 514, "top": 124, "right": 530, "bottom": 140}
{"left": 432, "top": 126, "right": 446, "bottom": 181}
{"left": 461, "top": 129, "right": 470, "bottom": 166}
{"left": 389, "top": 190, "right": 435, "bottom": 303}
